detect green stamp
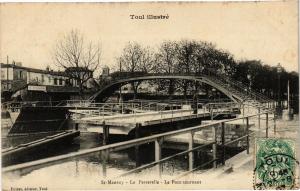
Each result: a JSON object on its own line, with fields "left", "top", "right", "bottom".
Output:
{"left": 254, "top": 138, "right": 298, "bottom": 189}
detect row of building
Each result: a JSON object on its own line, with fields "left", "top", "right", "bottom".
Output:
{"left": 0, "top": 61, "right": 110, "bottom": 102}
{"left": 1, "top": 62, "right": 95, "bottom": 89}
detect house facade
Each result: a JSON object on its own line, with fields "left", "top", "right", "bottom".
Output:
{"left": 0, "top": 63, "right": 71, "bottom": 91}
{"left": 0, "top": 62, "right": 91, "bottom": 102}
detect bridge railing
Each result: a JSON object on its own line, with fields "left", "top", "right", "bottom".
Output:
{"left": 3, "top": 111, "right": 275, "bottom": 179}
{"left": 201, "top": 69, "right": 273, "bottom": 103}
{"left": 68, "top": 100, "right": 240, "bottom": 120}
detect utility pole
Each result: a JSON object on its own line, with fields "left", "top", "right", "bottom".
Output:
{"left": 276, "top": 63, "right": 282, "bottom": 109}
{"left": 119, "top": 60, "right": 122, "bottom": 104}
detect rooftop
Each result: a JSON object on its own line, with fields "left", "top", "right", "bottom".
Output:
{"left": 0, "top": 63, "right": 68, "bottom": 77}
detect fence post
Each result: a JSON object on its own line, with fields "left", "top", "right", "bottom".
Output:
{"left": 246, "top": 117, "right": 249, "bottom": 154}
{"left": 266, "top": 113, "right": 269, "bottom": 138}
{"left": 188, "top": 131, "right": 195, "bottom": 171}
{"left": 221, "top": 122, "right": 225, "bottom": 165}
{"left": 212, "top": 125, "right": 217, "bottom": 168}
{"left": 258, "top": 107, "right": 261, "bottom": 129}
{"left": 155, "top": 138, "right": 163, "bottom": 178}
{"left": 274, "top": 116, "right": 276, "bottom": 135}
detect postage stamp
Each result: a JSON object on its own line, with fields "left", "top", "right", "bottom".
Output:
{"left": 254, "top": 138, "right": 298, "bottom": 189}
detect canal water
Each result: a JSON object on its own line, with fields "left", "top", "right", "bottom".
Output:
{"left": 2, "top": 114, "right": 298, "bottom": 190}
{"left": 2, "top": 131, "right": 243, "bottom": 189}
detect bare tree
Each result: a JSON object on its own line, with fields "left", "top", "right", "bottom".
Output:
{"left": 176, "top": 40, "right": 198, "bottom": 98}
{"left": 154, "top": 41, "right": 179, "bottom": 97}
{"left": 118, "top": 42, "right": 155, "bottom": 98}
{"left": 53, "top": 30, "right": 101, "bottom": 95}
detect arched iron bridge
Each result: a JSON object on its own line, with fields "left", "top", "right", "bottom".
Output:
{"left": 89, "top": 73, "right": 251, "bottom": 103}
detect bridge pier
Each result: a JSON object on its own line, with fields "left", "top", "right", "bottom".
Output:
{"left": 212, "top": 125, "right": 217, "bottom": 168}
{"left": 221, "top": 122, "right": 225, "bottom": 165}
{"left": 135, "top": 123, "right": 142, "bottom": 167}
{"left": 102, "top": 121, "right": 109, "bottom": 145}
{"left": 73, "top": 123, "right": 79, "bottom": 131}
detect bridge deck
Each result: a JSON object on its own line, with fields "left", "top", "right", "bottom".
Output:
{"left": 75, "top": 108, "right": 238, "bottom": 134}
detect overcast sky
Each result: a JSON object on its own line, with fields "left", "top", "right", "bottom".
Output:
{"left": 0, "top": 2, "right": 298, "bottom": 75}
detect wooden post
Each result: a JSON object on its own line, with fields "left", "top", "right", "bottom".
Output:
{"left": 212, "top": 125, "right": 217, "bottom": 168}
{"left": 188, "top": 131, "right": 194, "bottom": 171}
{"left": 221, "top": 122, "right": 225, "bottom": 165}
{"left": 258, "top": 107, "right": 261, "bottom": 129}
{"left": 155, "top": 138, "right": 163, "bottom": 178}
{"left": 246, "top": 117, "right": 249, "bottom": 154}
{"left": 102, "top": 121, "right": 108, "bottom": 145}
{"left": 266, "top": 113, "right": 269, "bottom": 138}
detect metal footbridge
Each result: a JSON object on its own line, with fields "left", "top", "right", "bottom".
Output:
{"left": 88, "top": 72, "right": 275, "bottom": 112}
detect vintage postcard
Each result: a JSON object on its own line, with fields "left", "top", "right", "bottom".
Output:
{"left": 0, "top": 1, "right": 299, "bottom": 190}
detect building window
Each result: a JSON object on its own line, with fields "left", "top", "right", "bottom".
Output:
{"left": 54, "top": 78, "right": 58, "bottom": 85}
{"left": 59, "top": 78, "right": 62, "bottom": 85}
{"left": 41, "top": 75, "right": 44, "bottom": 83}
{"left": 19, "top": 71, "right": 22, "bottom": 79}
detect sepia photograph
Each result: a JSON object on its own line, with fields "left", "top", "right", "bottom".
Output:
{"left": 0, "top": 1, "right": 299, "bottom": 190}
